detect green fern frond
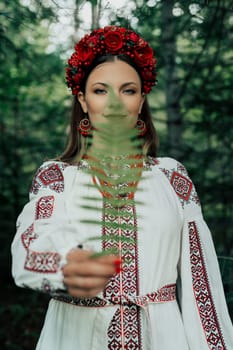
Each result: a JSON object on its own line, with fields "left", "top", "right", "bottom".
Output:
{"left": 80, "top": 205, "right": 140, "bottom": 219}
{"left": 80, "top": 219, "right": 137, "bottom": 231}
{"left": 90, "top": 249, "right": 120, "bottom": 258}
{"left": 81, "top": 196, "right": 144, "bottom": 206}
{"left": 84, "top": 169, "right": 145, "bottom": 185}
{"left": 86, "top": 235, "right": 135, "bottom": 244}
{"left": 80, "top": 89, "right": 145, "bottom": 255}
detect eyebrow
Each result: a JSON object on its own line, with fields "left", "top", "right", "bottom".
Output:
{"left": 91, "top": 82, "right": 138, "bottom": 88}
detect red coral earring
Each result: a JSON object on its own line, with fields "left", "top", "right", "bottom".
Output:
{"left": 135, "top": 119, "right": 147, "bottom": 136}
{"left": 78, "top": 118, "right": 92, "bottom": 136}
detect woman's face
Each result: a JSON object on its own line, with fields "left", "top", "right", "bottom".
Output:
{"left": 77, "top": 60, "right": 145, "bottom": 129}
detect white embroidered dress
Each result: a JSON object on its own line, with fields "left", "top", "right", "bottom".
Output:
{"left": 11, "top": 157, "right": 233, "bottom": 350}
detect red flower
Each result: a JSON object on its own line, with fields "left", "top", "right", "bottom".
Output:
{"left": 73, "top": 71, "right": 84, "bottom": 83}
{"left": 138, "top": 38, "right": 147, "bottom": 47}
{"left": 104, "top": 26, "right": 125, "bottom": 34}
{"left": 118, "top": 27, "right": 127, "bottom": 34}
{"left": 134, "top": 45, "right": 154, "bottom": 66}
{"left": 93, "top": 28, "right": 104, "bottom": 35}
{"left": 141, "top": 70, "right": 152, "bottom": 81}
{"left": 86, "top": 35, "right": 99, "bottom": 48}
{"left": 129, "top": 32, "right": 139, "bottom": 43}
{"left": 68, "top": 53, "right": 80, "bottom": 66}
{"left": 77, "top": 44, "right": 95, "bottom": 63}
{"left": 143, "top": 85, "right": 151, "bottom": 94}
{"left": 104, "top": 31, "right": 123, "bottom": 52}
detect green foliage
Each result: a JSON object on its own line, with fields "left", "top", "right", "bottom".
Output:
{"left": 81, "top": 91, "right": 144, "bottom": 257}
{"left": 1, "top": 2, "right": 71, "bottom": 346}
{"left": 218, "top": 256, "right": 233, "bottom": 320}
{"left": 0, "top": 0, "right": 70, "bottom": 279}
{"left": 0, "top": 286, "right": 49, "bottom": 350}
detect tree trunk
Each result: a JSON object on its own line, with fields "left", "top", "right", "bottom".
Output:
{"left": 73, "top": 0, "right": 83, "bottom": 42}
{"left": 91, "top": 0, "right": 101, "bottom": 30}
{"left": 161, "top": 0, "right": 183, "bottom": 159}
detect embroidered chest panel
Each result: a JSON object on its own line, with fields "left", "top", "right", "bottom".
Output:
{"left": 102, "top": 200, "right": 142, "bottom": 349}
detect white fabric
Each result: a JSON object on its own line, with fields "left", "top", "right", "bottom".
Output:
{"left": 11, "top": 157, "right": 233, "bottom": 349}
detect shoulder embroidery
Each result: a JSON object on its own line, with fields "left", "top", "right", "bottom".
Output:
{"left": 158, "top": 159, "right": 200, "bottom": 208}
{"left": 170, "top": 171, "right": 193, "bottom": 201}
{"left": 30, "top": 162, "right": 69, "bottom": 194}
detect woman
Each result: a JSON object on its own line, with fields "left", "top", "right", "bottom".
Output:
{"left": 11, "top": 25, "right": 233, "bottom": 349}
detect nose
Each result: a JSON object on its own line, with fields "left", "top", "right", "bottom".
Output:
{"left": 103, "top": 89, "right": 127, "bottom": 118}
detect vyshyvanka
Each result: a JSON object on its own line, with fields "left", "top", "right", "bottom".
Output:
{"left": 11, "top": 157, "right": 233, "bottom": 349}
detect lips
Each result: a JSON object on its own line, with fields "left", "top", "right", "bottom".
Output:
{"left": 103, "top": 112, "right": 128, "bottom": 118}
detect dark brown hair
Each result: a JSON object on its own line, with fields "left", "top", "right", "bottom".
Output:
{"left": 59, "top": 55, "right": 159, "bottom": 163}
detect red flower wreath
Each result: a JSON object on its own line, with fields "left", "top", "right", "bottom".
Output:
{"left": 66, "top": 26, "right": 157, "bottom": 95}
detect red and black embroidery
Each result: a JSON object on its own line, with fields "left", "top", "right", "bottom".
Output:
{"left": 54, "top": 284, "right": 176, "bottom": 308}
{"left": 21, "top": 224, "right": 37, "bottom": 249}
{"left": 189, "top": 221, "right": 226, "bottom": 349}
{"left": 24, "top": 250, "right": 61, "bottom": 273}
{"left": 35, "top": 195, "right": 54, "bottom": 220}
{"left": 170, "top": 171, "right": 192, "bottom": 201}
{"left": 38, "top": 164, "right": 63, "bottom": 185}
{"left": 30, "top": 162, "right": 69, "bottom": 194}
{"left": 108, "top": 305, "right": 141, "bottom": 349}
{"left": 20, "top": 198, "right": 60, "bottom": 274}
{"left": 102, "top": 201, "right": 142, "bottom": 350}
{"left": 159, "top": 160, "right": 200, "bottom": 207}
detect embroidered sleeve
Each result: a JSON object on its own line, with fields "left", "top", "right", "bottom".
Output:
{"left": 11, "top": 161, "right": 78, "bottom": 295}
{"left": 158, "top": 157, "right": 233, "bottom": 349}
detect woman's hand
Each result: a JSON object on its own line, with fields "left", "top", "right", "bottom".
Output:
{"left": 62, "top": 249, "right": 121, "bottom": 298}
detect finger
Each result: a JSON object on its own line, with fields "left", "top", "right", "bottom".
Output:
{"left": 62, "top": 260, "right": 116, "bottom": 277}
{"left": 67, "top": 248, "right": 121, "bottom": 265}
{"left": 94, "top": 256, "right": 122, "bottom": 273}
{"left": 94, "top": 254, "right": 121, "bottom": 265}
{"left": 68, "top": 286, "right": 104, "bottom": 298}
{"left": 64, "top": 275, "right": 109, "bottom": 291}
{"left": 66, "top": 249, "right": 92, "bottom": 262}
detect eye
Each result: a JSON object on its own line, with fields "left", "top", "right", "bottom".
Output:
{"left": 94, "top": 88, "right": 107, "bottom": 95}
{"left": 123, "top": 89, "right": 136, "bottom": 95}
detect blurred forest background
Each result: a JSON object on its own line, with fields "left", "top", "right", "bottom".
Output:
{"left": 0, "top": 0, "right": 232, "bottom": 348}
